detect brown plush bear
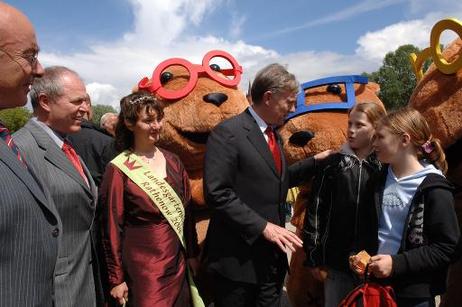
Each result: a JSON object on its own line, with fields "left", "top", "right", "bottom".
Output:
{"left": 278, "top": 78, "right": 384, "bottom": 307}
{"left": 136, "top": 51, "right": 249, "bottom": 243}
{"left": 409, "top": 37, "right": 462, "bottom": 307}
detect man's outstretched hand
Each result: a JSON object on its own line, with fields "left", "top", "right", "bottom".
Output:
{"left": 262, "top": 222, "right": 303, "bottom": 253}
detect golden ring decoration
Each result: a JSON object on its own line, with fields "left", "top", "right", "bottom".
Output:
{"left": 410, "top": 18, "right": 462, "bottom": 81}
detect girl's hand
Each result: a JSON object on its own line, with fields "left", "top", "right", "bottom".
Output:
{"left": 369, "top": 254, "right": 393, "bottom": 278}
{"left": 110, "top": 282, "right": 128, "bottom": 305}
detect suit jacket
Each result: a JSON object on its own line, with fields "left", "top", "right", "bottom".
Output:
{"left": 0, "top": 138, "right": 61, "bottom": 307}
{"left": 14, "top": 119, "right": 100, "bottom": 307}
{"left": 203, "top": 108, "right": 316, "bottom": 284}
{"left": 67, "top": 120, "right": 117, "bottom": 187}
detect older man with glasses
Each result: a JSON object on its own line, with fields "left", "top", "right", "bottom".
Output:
{"left": 0, "top": 2, "right": 62, "bottom": 307}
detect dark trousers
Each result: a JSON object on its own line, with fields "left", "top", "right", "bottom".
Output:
{"left": 212, "top": 272, "right": 285, "bottom": 307}
{"left": 396, "top": 297, "right": 435, "bottom": 307}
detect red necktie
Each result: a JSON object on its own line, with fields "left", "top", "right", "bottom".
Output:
{"left": 0, "top": 123, "right": 26, "bottom": 165}
{"left": 265, "top": 126, "right": 282, "bottom": 175}
{"left": 62, "top": 140, "right": 88, "bottom": 186}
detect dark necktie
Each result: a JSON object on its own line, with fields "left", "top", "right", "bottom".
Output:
{"left": 265, "top": 126, "right": 281, "bottom": 175}
{"left": 62, "top": 140, "right": 88, "bottom": 186}
{"left": 0, "top": 123, "right": 25, "bottom": 165}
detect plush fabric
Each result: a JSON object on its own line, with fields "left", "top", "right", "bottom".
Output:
{"left": 153, "top": 66, "right": 249, "bottom": 208}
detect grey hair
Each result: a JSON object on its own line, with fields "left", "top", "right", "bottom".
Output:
{"left": 30, "top": 66, "right": 79, "bottom": 110}
{"left": 250, "top": 63, "right": 299, "bottom": 105}
{"left": 100, "top": 112, "right": 118, "bottom": 128}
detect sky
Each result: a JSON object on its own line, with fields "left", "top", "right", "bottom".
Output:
{"left": 8, "top": 0, "right": 462, "bottom": 109}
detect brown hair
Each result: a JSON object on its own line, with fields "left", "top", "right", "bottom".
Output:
{"left": 250, "top": 63, "right": 299, "bottom": 104}
{"left": 115, "top": 91, "right": 164, "bottom": 151}
{"left": 349, "top": 102, "right": 386, "bottom": 126}
{"left": 378, "top": 107, "right": 447, "bottom": 174}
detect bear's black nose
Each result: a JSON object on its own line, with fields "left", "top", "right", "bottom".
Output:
{"left": 289, "top": 130, "right": 315, "bottom": 147}
{"left": 203, "top": 92, "right": 228, "bottom": 106}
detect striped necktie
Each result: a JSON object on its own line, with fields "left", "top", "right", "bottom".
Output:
{"left": 0, "top": 123, "right": 25, "bottom": 165}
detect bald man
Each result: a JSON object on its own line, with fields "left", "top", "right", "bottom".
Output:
{"left": 0, "top": 2, "right": 61, "bottom": 307}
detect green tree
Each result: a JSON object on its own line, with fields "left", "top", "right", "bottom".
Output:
{"left": 0, "top": 107, "right": 32, "bottom": 132}
{"left": 92, "top": 104, "right": 117, "bottom": 125}
{"left": 363, "top": 44, "right": 432, "bottom": 110}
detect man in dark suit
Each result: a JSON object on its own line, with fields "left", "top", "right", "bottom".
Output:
{"left": 204, "top": 63, "right": 330, "bottom": 306}
{"left": 0, "top": 3, "right": 61, "bottom": 306}
{"left": 14, "top": 66, "right": 102, "bottom": 307}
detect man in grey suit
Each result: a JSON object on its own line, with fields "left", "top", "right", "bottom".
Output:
{"left": 0, "top": 3, "right": 61, "bottom": 306}
{"left": 14, "top": 66, "right": 101, "bottom": 307}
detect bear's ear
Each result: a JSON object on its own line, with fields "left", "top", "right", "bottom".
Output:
{"left": 367, "top": 82, "right": 380, "bottom": 95}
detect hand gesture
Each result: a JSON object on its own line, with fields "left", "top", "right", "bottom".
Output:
{"left": 262, "top": 222, "right": 303, "bottom": 253}
{"left": 369, "top": 254, "right": 393, "bottom": 278}
{"left": 110, "top": 282, "right": 128, "bottom": 306}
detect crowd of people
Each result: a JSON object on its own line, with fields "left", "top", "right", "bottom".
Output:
{"left": 0, "top": 2, "right": 460, "bottom": 307}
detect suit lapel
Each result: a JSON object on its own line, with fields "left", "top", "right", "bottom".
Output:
{"left": 242, "top": 109, "right": 280, "bottom": 177}
{"left": 0, "top": 140, "right": 50, "bottom": 209}
{"left": 26, "top": 121, "right": 94, "bottom": 197}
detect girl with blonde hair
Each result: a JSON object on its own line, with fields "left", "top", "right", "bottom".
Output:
{"left": 353, "top": 107, "right": 460, "bottom": 307}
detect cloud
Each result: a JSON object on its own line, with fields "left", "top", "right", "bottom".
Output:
{"left": 38, "top": 0, "right": 462, "bottom": 110}
{"left": 86, "top": 83, "right": 120, "bottom": 107}
{"left": 255, "top": 0, "right": 407, "bottom": 40}
{"left": 356, "top": 11, "right": 462, "bottom": 64}
{"left": 229, "top": 13, "right": 246, "bottom": 39}
{"left": 39, "top": 0, "right": 277, "bottom": 109}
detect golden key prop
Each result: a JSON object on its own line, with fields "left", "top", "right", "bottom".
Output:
{"left": 410, "top": 18, "right": 462, "bottom": 81}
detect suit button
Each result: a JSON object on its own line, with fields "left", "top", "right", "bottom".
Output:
{"left": 52, "top": 228, "right": 60, "bottom": 237}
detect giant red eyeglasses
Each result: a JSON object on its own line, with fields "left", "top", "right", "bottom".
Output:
{"left": 138, "top": 50, "right": 243, "bottom": 100}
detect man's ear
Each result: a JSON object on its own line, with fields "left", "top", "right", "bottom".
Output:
{"left": 38, "top": 93, "right": 51, "bottom": 112}
{"left": 262, "top": 90, "right": 272, "bottom": 106}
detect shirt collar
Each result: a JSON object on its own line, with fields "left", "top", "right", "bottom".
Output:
{"left": 31, "top": 117, "right": 66, "bottom": 148}
{"left": 248, "top": 106, "right": 269, "bottom": 135}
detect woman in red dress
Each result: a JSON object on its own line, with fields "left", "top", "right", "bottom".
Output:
{"left": 100, "top": 91, "right": 200, "bottom": 307}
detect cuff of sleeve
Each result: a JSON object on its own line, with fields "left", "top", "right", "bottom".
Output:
{"left": 242, "top": 218, "right": 268, "bottom": 245}
{"left": 391, "top": 254, "right": 408, "bottom": 276}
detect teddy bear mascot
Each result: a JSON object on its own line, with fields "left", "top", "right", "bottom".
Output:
{"left": 136, "top": 50, "right": 249, "bottom": 240}
{"left": 409, "top": 18, "right": 462, "bottom": 307}
{"left": 278, "top": 75, "right": 384, "bottom": 307}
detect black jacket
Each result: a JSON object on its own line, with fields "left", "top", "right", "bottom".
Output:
{"left": 68, "top": 120, "right": 117, "bottom": 186}
{"left": 374, "top": 170, "right": 460, "bottom": 298}
{"left": 303, "top": 147, "right": 382, "bottom": 271}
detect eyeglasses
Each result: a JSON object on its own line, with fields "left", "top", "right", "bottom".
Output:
{"left": 0, "top": 47, "right": 39, "bottom": 68}
{"left": 138, "top": 50, "right": 243, "bottom": 100}
{"left": 286, "top": 75, "right": 369, "bottom": 120}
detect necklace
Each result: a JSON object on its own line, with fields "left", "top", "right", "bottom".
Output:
{"left": 133, "top": 148, "right": 157, "bottom": 164}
